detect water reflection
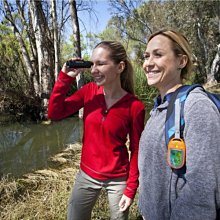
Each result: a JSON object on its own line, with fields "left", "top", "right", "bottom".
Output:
{"left": 0, "top": 117, "right": 83, "bottom": 177}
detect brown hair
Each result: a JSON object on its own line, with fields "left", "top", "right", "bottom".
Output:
{"left": 148, "top": 30, "right": 193, "bottom": 80}
{"left": 94, "top": 41, "right": 134, "bottom": 94}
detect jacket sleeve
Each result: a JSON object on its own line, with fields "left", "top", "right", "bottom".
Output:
{"left": 170, "top": 92, "right": 220, "bottom": 220}
{"left": 48, "top": 71, "right": 84, "bottom": 120}
{"left": 123, "top": 100, "right": 145, "bottom": 199}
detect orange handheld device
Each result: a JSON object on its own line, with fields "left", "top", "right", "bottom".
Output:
{"left": 167, "top": 138, "right": 186, "bottom": 169}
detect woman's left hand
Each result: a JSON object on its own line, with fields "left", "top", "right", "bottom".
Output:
{"left": 119, "top": 194, "right": 133, "bottom": 212}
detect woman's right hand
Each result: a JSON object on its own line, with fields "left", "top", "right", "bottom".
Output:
{"left": 61, "top": 58, "right": 84, "bottom": 78}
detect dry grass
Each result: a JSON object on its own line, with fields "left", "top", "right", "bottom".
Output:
{"left": 0, "top": 143, "right": 141, "bottom": 220}
{"left": 204, "top": 82, "right": 220, "bottom": 93}
{"left": 0, "top": 168, "right": 76, "bottom": 219}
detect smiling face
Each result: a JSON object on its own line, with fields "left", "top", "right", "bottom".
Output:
{"left": 143, "top": 34, "right": 187, "bottom": 95}
{"left": 91, "top": 47, "right": 123, "bottom": 88}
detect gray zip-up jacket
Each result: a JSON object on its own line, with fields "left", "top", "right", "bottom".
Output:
{"left": 138, "top": 88, "right": 220, "bottom": 220}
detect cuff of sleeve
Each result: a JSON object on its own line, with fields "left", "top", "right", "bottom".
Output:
{"left": 123, "top": 187, "right": 137, "bottom": 199}
{"left": 58, "top": 71, "right": 76, "bottom": 84}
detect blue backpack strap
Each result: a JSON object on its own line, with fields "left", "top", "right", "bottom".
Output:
{"left": 165, "top": 84, "right": 202, "bottom": 176}
{"left": 217, "top": 208, "right": 220, "bottom": 220}
{"left": 165, "top": 84, "right": 220, "bottom": 176}
{"left": 165, "top": 84, "right": 201, "bottom": 144}
{"left": 164, "top": 83, "right": 220, "bottom": 143}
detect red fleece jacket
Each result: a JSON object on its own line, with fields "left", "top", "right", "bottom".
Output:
{"left": 48, "top": 71, "right": 145, "bottom": 199}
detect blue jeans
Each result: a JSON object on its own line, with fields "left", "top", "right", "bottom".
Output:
{"left": 67, "top": 170, "right": 129, "bottom": 220}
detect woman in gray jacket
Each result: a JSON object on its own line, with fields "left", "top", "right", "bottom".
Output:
{"left": 138, "top": 29, "right": 220, "bottom": 220}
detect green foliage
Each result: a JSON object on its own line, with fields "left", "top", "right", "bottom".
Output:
{"left": 61, "top": 34, "right": 92, "bottom": 63}
{"left": 0, "top": 23, "right": 27, "bottom": 93}
{"left": 133, "top": 65, "right": 157, "bottom": 112}
{"left": 0, "top": 21, "right": 44, "bottom": 121}
{"left": 132, "top": 63, "right": 156, "bottom": 120}
{"left": 60, "top": 39, "right": 75, "bottom": 63}
{"left": 98, "top": 0, "right": 220, "bottom": 84}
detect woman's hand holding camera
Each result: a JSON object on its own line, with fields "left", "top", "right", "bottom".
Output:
{"left": 62, "top": 58, "right": 84, "bottom": 78}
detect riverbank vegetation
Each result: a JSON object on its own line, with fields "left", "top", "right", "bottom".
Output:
{"left": 0, "top": 0, "right": 220, "bottom": 121}
{"left": 0, "top": 143, "right": 141, "bottom": 220}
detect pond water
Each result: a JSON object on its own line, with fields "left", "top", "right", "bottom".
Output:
{"left": 0, "top": 117, "right": 83, "bottom": 177}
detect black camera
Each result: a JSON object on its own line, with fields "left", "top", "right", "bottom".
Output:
{"left": 66, "top": 60, "right": 93, "bottom": 68}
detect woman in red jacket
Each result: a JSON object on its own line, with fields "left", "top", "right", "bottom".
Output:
{"left": 48, "top": 41, "right": 145, "bottom": 220}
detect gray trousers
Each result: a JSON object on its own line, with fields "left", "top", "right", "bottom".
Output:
{"left": 67, "top": 170, "right": 129, "bottom": 220}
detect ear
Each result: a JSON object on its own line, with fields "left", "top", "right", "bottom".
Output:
{"left": 118, "top": 61, "right": 125, "bottom": 73}
{"left": 178, "top": 55, "right": 188, "bottom": 69}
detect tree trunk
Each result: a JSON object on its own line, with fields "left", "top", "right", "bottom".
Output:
{"left": 69, "top": 0, "right": 84, "bottom": 118}
{"left": 50, "top": 0, "right": 60, "bottom": 80}
{"left": 208, "top": 44, "right": 220, "bottom": 84}
{"left": 3, "top": 0, "right": 38, "bottom": 95}
{"left": 29, "top": 0, "right": 55, "bottom": 110}
{"left": 197, "top": 21, "right": 211, "bottom": 83}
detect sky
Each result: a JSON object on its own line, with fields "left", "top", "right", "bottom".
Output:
{"left": 78, "top": 1, "right": 112, "bottom": 35}
{"left": 75, "top": 1, "right": 113, "bottom": 55}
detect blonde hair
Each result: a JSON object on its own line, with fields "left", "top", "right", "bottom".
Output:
{"left": 148, "top": 30, "right": 193, "bottom": 80}
{"left": 94, "top": 41, "right": 135, "bottom": 94}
